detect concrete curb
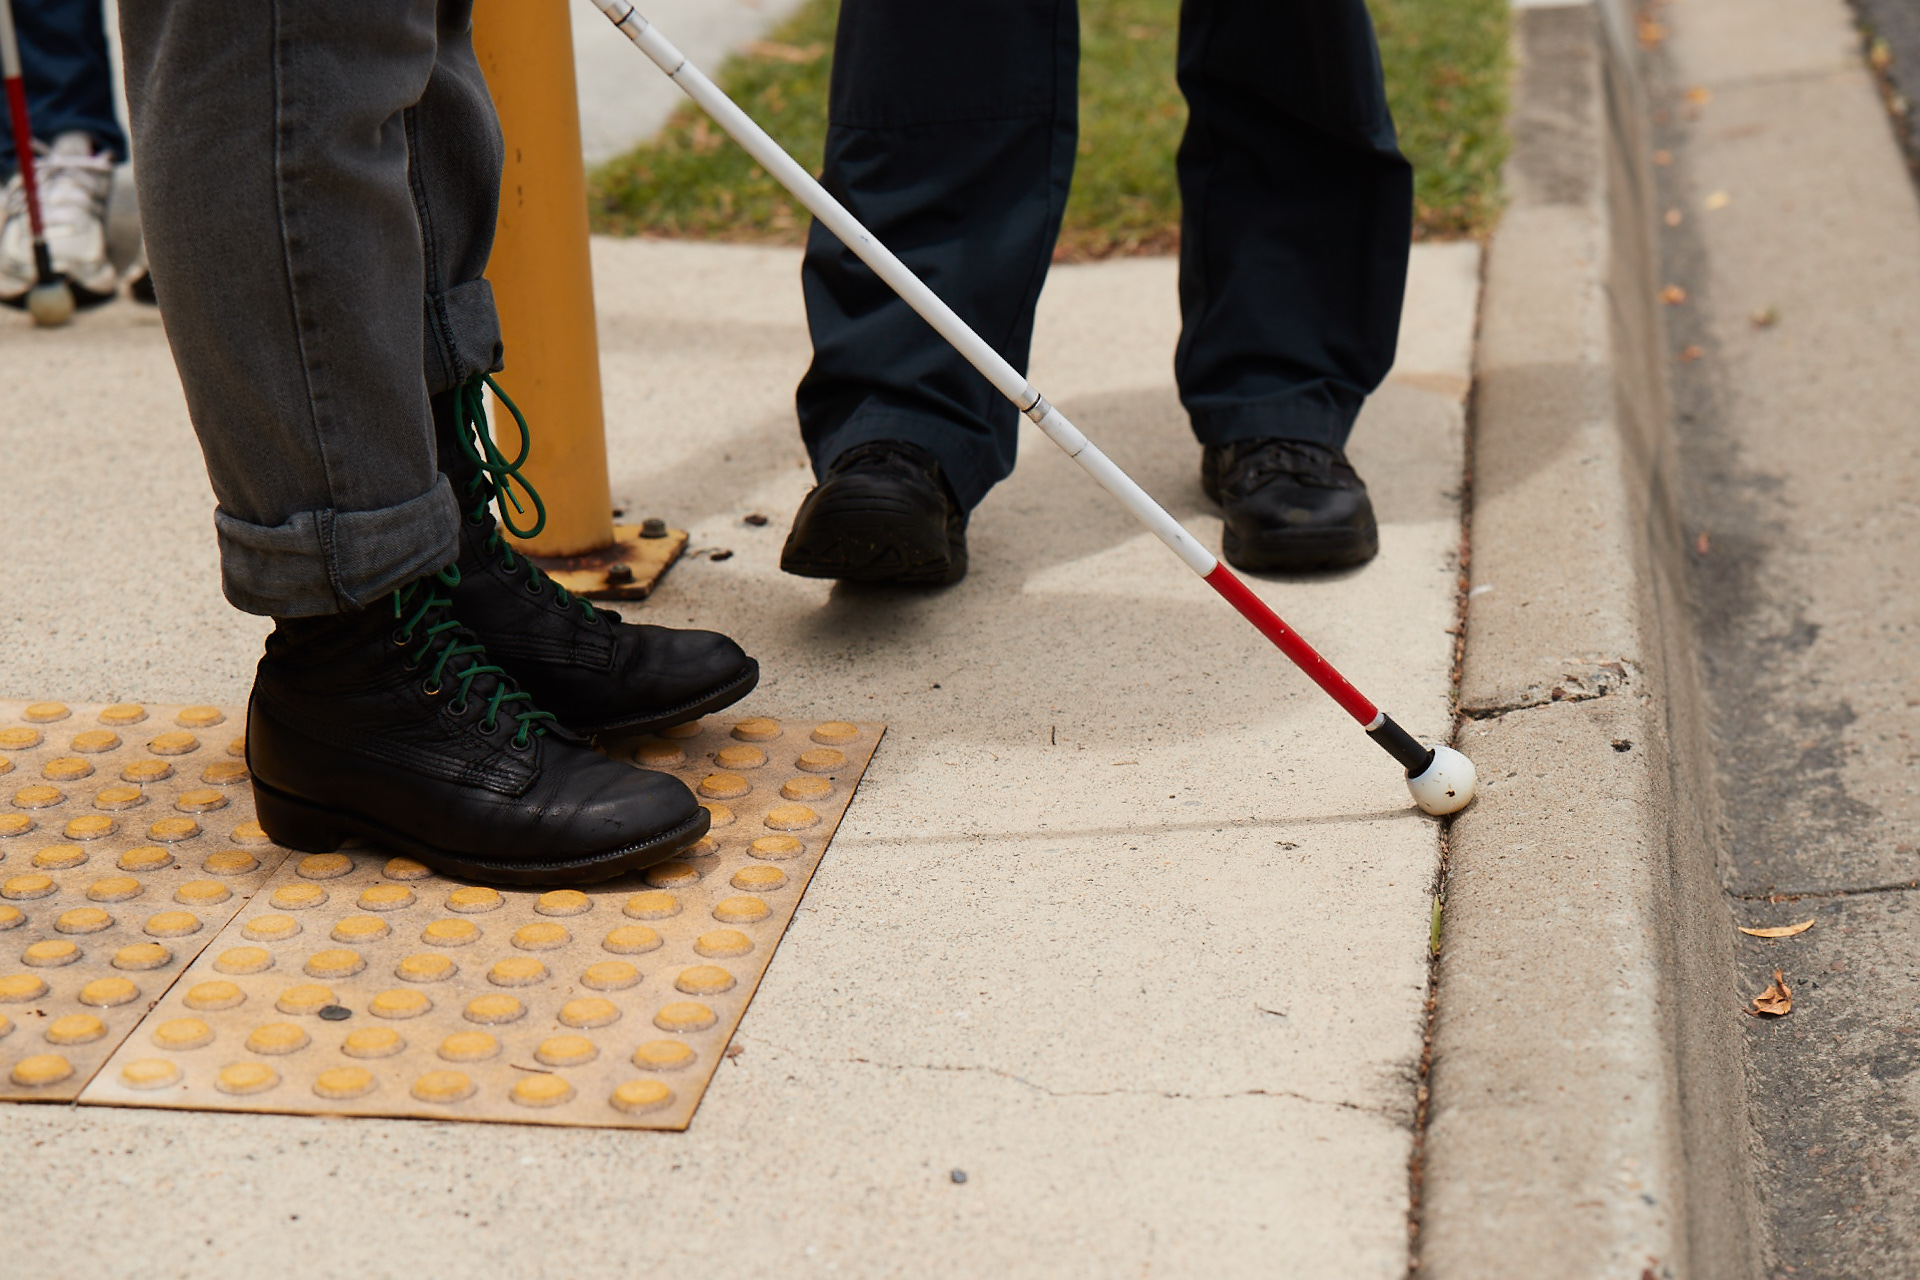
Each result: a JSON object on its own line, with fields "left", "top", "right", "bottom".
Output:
{"left": 1422, "top": 5, "right": 1761, "bottom": 1278}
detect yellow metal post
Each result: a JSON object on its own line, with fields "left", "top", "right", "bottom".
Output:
{"left": 471, "top": 0, "right": 612, "bottom": 558}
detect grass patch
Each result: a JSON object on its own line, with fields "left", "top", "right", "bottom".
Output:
{"left": 588, "top": 0, "right": 1508, "bottom": 251}
{"left": 1376, "top": 0, "right": 1512, "bottom": 238}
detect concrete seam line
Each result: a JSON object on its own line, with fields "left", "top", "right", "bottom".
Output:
{"left": 1420, "top": 5, "right": 1764, "bottom": 1279}
{"left": 1404, "top": 229, "right": 1484, "bottom": 1275}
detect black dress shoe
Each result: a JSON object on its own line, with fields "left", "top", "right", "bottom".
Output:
{"left": 248, "top": 569, "right": 708, "bottom": 885}
{"left": 1200, "top": 439, "right": 1380, "bottom": 573}
{"left": 780, "top": 440, "right": 969, "bottom": 585}
{"left": 435, "top": 379, "right": 759, "bottom": 737}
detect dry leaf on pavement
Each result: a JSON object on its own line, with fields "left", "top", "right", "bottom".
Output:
{"left": 1739, "top": 919, "right": 1815, "bottom": 939}
{"left": 1748, "top": 969, "right": 1793, "bottom": 1017}
{"left": 1704, "top": 190, "right": 1731, "bottom": 210}
{"left": 1685, "top": 86, "right": 1713, "bottom": 105}
{"left": 1661, "top": 284, "right": 1688, "bottom": 304}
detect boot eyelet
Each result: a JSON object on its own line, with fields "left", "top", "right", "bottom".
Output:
{"left": 447, "top": 698, "right": 469, "bottom": 716}
{"left": 510, "top": 732, "right": 533, "bottom": 751}
{"left": 391, "top": 628, "right": 411, "bottom": 647}
{"left": 524, "top": 579, "right": 543, "bottom": 596}
{"left": 479, "top": 717, "right": 498, "bottom": 734}
{"left": 422, "top": 680, "right": 442, "bottom": 697}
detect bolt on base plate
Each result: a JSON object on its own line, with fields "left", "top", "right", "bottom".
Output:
{"left": 526, "top": 522, "right": 688, "bottom": 601}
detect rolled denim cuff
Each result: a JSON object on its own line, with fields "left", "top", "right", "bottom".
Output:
{"left": 213, "top": 476, "right": 462, "bottom": 617}
{"left": 423, "top": 277, "right": 505, "bottom": 395}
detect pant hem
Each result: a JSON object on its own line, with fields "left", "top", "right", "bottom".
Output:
{"left": 1187, "top": 396, "right": 1359, "bottom": 450}
{"left": 813, "top": 404, "right": 1005, "bottom": 512}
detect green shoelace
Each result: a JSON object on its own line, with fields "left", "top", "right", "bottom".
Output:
{"left": 450, "top": 373, "right": 596, "bottom": 622}
{"left": 392, "top": 566, "right": 558, "bottom": 748}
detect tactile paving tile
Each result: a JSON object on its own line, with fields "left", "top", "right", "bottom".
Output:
{"left": 0, "top": 700, "right": 290, "bottom": 1100}
{"left": 81, "top": 717, "right": 882, "bottom": 1130}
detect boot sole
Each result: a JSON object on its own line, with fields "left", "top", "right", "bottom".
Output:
{"left": 249, "top": 774, "right": 709, "bottom": 887}
{"left": 574, "top": 659, "right": 762, "bottom": 739}
{"left": 780, "top": 485, "right": 963, "bottom": 585}
{"left": 1222, "top": 526, "right": 1380, "bottom": 574}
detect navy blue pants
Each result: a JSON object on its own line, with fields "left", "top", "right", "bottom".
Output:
{"left": 797, "top": 0, "right": 1413, "bottom": 511}
{"left": 0, "top": 0, "right": 126, "bottom": 179}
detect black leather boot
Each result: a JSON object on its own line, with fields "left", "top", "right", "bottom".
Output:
{"left": 1200, "top": 439, "right": 1380, "bottom": 573}
{"left": 433, "top": 377, "right": 759, "bottom": 737}
{"left": 779, "top": 440, "right": 969, "bottom": 586}
{"left": 248, "top": 567, "right": 708, "bottom": 885}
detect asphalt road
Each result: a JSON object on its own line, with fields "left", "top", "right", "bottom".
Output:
{"left": 1851, "top": 0, "right": 1920, "bottom": 171}
{"left": 1650, "top": 0, "right": 1920, "bottom": 1273}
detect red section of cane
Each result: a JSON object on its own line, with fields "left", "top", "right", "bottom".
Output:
{"left": 2, "top": 78, "right": 43, "bottom": 240}
{"left": 1203, "top": 563, "right": 1379, "bottom": 725}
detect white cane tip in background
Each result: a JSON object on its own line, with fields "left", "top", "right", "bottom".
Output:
{"left": 26, "top": 278, "right": 74, "bottom": 328}
{"left": 1407, "top": 744, "right": 1477, "bottom": 816}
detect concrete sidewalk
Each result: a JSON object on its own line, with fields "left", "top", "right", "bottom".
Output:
{"left": 0, "top": 239, "right": 1475, "bottom": 1276}
{"left": 569, "top": 0, "right": 809, "bottom": 163}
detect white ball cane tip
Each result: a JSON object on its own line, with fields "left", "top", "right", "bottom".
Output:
{"left": 1407, "top": 745, "right": 1476, "bottom": 816}
{"left": 27, "top": 281, "right": 76, "bottom": 327}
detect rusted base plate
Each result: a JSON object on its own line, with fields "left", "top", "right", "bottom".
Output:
{"left": 528, "top": 524, "right": 688, "bottom": 601}
{"left": 3, "top": 710, "right": 883, "bottom": 1130}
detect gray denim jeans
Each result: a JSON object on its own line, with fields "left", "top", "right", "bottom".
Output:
{"left": 119, "top": 0, "right": 504, "bottom": 617}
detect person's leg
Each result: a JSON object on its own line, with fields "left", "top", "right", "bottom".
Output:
{"left": 0, "top": 0, "right": 127, "bottom": 305}
{"left": 782, "top": 0, "right": 1077, "bottom": 585}
{"left": 0, "top": 0, "right": 127, "bottom": 174}
{"left": 118, "top": 0, "right": 708, "bottom": 881}
{"left": 1175, "top": 0, "right": 1410, "bottom": 448}
{"left": 1175, "top": 0, "right": 1412, "bottom": 572}
{"left": 121, "top": 0, "right": 461, "bottom": 617}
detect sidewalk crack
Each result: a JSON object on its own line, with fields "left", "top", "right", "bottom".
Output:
{"left": 754, "top": 1040, "right": 1397, "bottom": 1116}
{"left": 1733, "top": 880, "right": 1919, "bottom": 902}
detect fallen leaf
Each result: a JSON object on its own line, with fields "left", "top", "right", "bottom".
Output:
{"left": 1748, "top": 969, "right": 1793, "bottom": 1017}
{"left": 710, "top": 548, "right": 734, "bottom": 561}
{"left": 1704, "top": 190, "right": 1731, "bottom": 210}
{"left": 1695, "top": 531, "right": 1711, "bottom": 555}
{"left": 1685, "top": 86, "right": 1713, "bottom": 105}
{"left": 1664, "top": 208, "right": 1685, "bottom": 227}
{"left": 1661, "top": 284, "right": 1688, "bottom": 304}
{"left": 1653, "top": 149, "right": 1674, "bottom": 165}
{"left": 1870, "top": 38, "right": 1892, "bottom": 73}
{"left": 1678, "top": 344, "right": 1704, "bottom": 362}
{"left": 1638, "top": 19, "right": 1668, "bottom": 48}
{"left": 1750, "top": 306, "right": 1780, "bottom": 329}
{"left": 1740, "top": 918, "right": 1815, "bottom": 938}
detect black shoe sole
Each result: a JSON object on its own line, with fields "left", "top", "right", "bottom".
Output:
{"left": 573, "top": 658, "right": 762, "bottom": 740}
{"left": 1222, "top": 526, "right": 1380, "bottom": 574}
{"left": 249, "top": 773, "right": 709, "bottom": 887}
{"left": 780, "top": 483, "right": 964, "bottom": 586}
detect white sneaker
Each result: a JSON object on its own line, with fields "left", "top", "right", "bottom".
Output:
{"left": 1, "top": 131, "right": 119, "bottom": 308}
